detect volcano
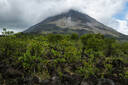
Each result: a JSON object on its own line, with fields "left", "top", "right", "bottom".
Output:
{"left": 24, "top": 10, "right": 126, "bottom": 39}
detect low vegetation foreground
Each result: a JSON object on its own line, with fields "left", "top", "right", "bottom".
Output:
{"left": 0, "top": 32, "right": 128, "bottom": 85}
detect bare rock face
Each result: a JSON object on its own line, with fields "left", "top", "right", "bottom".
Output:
{"left": 97, "top": 78, "right": 115, "bottom": 85}
{"left": 24, "top": 9, "right": 127, "bottom": 39}
{"left": 81, "top": 81, "right": 89, "bottom": 85}
{"left": 40, "top": 77, "right": 116, "bottom": 85}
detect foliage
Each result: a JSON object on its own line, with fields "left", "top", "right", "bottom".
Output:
{"left": 2, "top": 28, "right": 14, "bottom": 36}
{"left": 0, "top": 33, "right": 128, "bottom": 84}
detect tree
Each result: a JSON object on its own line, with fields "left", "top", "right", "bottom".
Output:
{"left": 70, "top": 33, "right": 79, "bottom": 41}
{"left": 104, "top": 38, "right": 116, "bottom": 57}
{"left": 2, "top": 28, "right": 14, "bottom": 36}
{"left": 80, "top": 34, "right": 105, "bottom": 57}
{"left": 47, "top": 34, "right": 64, "bottom": 43}
{"left": 2, "top": 28, "right": 7, "bottom": 35}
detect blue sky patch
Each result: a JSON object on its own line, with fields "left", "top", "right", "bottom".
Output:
{"left": 114, "top": 2, "right": 128, "bottom": 20}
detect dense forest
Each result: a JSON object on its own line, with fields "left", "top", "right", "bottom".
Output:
{"left": 0, "top": 29, "right": 128, "bottom": 85}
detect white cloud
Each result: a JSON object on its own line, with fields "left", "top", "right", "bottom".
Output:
{"left": 116, "top": 13, "right": 128, "bottom": 35}
{"left": 0, "top": 0, "right": 128, "bottom": 34}
{"left": 116, "top": 19, "right": 128, "bottom": 35}
{"left": 106, "top": 17, "right": 128, "bottom": 35}
{"left": 126, "top": 14, "right": 128, "bottom": 20}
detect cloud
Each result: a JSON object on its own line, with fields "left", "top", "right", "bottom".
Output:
{"left": 126, "top": 13, "right": 128, "bottom": 20}
{"left": 115, "top": 13, "right": 128, "bottom": 35}
{"left": 0, "top": 0, "right": 128, "bottom": 34}
{"left": 107, "top": 18, "right": 128, "bottom": 35}
{"left": 116, "top": 20, "right": 128, "bottom": 35}
{"left": 106, "top": 12, "right": 128, "bottom": 35}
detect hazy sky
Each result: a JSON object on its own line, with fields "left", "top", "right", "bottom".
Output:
{"left": 0, "top": 0, "right": 128, "bottom": 35}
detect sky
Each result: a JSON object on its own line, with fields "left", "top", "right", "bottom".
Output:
{"left": 0, "top": 0, "right": 128, "bottom": 35}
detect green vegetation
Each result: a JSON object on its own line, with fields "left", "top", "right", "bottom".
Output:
{"left": 0, "top": 31, "right": 128, "bottom": 84}
{"left": 2, "top": 28, "right": 14, "bottom": 36}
